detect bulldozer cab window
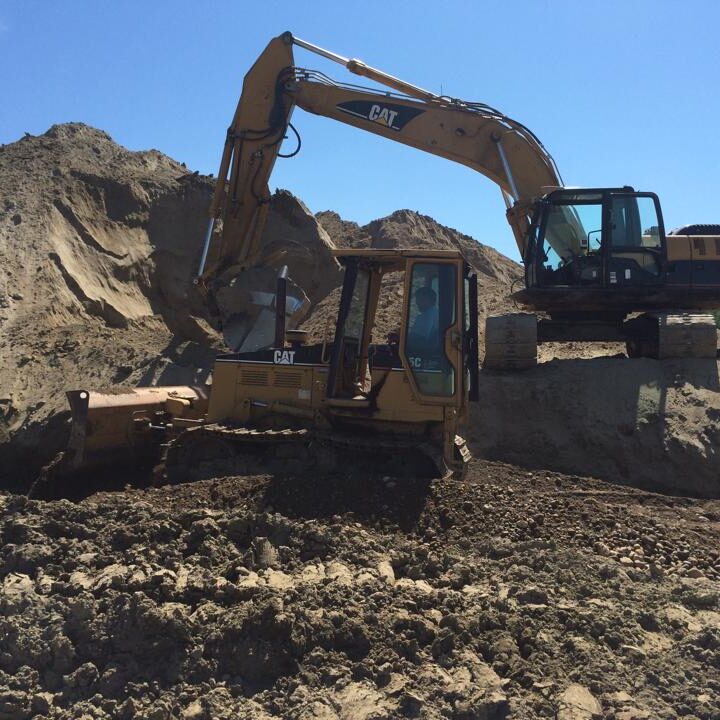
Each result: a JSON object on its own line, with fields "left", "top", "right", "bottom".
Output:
{"left": 343, "top": 269, "right": 370, "bottom": 341}
{"left": 329, "top": 266, "right": 371, "bottom": 397}
{"left": 405, "top": 263, "right": 456, "bottom": 396}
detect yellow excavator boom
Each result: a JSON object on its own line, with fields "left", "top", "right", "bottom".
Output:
{"left": 197, "top": 31, "right": 563, "bottom": 291}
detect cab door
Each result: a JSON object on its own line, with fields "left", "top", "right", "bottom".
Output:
{"left": 399, "top": 259, "right": 466, "bottom": 407}
{"left": 326, "top": 259, "right": 371, "bottom": 399}
{"left": 604, "top": 193, "right": 665, "bottom": 287}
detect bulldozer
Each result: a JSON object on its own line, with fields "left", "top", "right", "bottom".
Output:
{"left": 44, "top": 248, "right": 478, "bottom": 492}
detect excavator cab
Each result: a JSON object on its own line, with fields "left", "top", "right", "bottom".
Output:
{"left": 491, "top": 187, "right": 718, "bottom": 366}
{"left": 526, "top": 188, "right": 665, "bottom": 291}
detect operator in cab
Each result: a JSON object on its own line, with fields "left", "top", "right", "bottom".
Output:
{"left": 408, "top": 286, "right": 439, "bottom": 355}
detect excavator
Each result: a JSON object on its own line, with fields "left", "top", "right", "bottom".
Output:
{"left": 195, "top": 31, "right": 718, "bottom": 370}
{"left": 37, "top": 31, "right": 719, "bottom": 493}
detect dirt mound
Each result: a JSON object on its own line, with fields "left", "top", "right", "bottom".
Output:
{"left": 1, "top": 462, "right": 718, "bottom": 718}
{"left": 472, "top": 357, "right": 720, "bottom": 498}
{"left": 0, "top": 125, "right": 340, "bottom": 485}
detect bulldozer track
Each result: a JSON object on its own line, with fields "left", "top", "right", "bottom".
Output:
{"left": 160, "top": 423, "right": 462, "bottom": 483}
{"left": 487, "top": 311, "right": 718, "bottom": 366}
{"left": 484, "top": 313, "right": 538, "bottom": 370}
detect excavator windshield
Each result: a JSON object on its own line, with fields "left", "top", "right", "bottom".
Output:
{"left": 534, "top": 189, "right": 665, "bottom": 289}
{"left": 544, "top": 192, "right": 603, "bottom": 261}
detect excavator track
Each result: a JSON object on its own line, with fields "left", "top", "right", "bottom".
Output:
{"left": 484, "top": 313, "right": 538, "bottom": 370}
{"left": 159, "top": 424, "right": 461, "bottom": 485}
{"left": 655, "top": 313, "right": 718, "bottom": 359}
{"left": 626, "top": 312, "right": 718, "bottom": 359}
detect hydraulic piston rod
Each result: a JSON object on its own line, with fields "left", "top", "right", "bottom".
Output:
{"left": 285, "top": 32, "right": 438, "bottom": 102}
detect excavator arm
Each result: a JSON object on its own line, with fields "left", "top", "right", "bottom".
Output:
{"left": 197, "top": 31, "right": 563, "bottom": 290}
{"left": 198, "top": 34, "right": 295, "bottom": 284}
{"left": 289, "top": 71, "right": 561, "bottom": 254}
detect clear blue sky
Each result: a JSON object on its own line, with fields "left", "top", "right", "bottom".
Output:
{"left": 2, "top": 0, "right": 719, "bottom": 260}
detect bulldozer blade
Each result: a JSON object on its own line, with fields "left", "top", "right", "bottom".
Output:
{"left": 64, "top": 386, "right": 209, "bottom": 472}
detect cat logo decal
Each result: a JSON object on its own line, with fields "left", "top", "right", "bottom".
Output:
{"left": 336, "top": 101, "right": 424, "bottom": 131}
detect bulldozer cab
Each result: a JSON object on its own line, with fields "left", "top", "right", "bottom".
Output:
{"left": 326, "top": 249, "right": 478, "bottom": 408}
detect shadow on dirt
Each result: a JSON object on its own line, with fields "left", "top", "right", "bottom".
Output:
{"left": 27, "top": 461, "right": 158, "bottom": 502}
{"left": 259, "top": 470, "right": 433, "bottom": 531}
{"left": 24, "top": 447, "right": 434, "bottom": 533}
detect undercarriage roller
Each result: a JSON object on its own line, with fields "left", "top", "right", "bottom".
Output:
{"left": 484, "top": 313, "right": 538, "bottom": 370}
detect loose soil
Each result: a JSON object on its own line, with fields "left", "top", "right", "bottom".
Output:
{"left": 1, "top": 463, "right": 719, "bottom": 719}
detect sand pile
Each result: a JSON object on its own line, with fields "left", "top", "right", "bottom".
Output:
{"left": 0, "top": 125, "right": 340, "bottom": 484}
{"left": 473, "top": 357, "right": 720, "bottom": 498}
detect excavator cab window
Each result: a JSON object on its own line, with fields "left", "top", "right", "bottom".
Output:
{"left": 609, "top": 195, "right": 662, "bottom": 249}
{"left": 404, "top": 262, "right": 456, "bottom": 397}
{"left": 533, "top": 190, "right": 664, "bottom": 289}
{"left": 540, "top": 194, "right": 604, "bottom": 287}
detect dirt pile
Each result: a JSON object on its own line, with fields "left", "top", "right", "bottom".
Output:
{"left": 0, "top": 125, "right": 340, "bottom": 482}
{"left": 1, "top": 463, "right": 719, "bottom": 718}
{"left": 473, "top": 357, "right": 720, "bottom": 498}
{"left": 0, "top": 124, "right": 210, "bottom": 481}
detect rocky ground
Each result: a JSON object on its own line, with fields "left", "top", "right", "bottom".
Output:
{"left": 2, "top": 463, "right": 719, "bottom": 719}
